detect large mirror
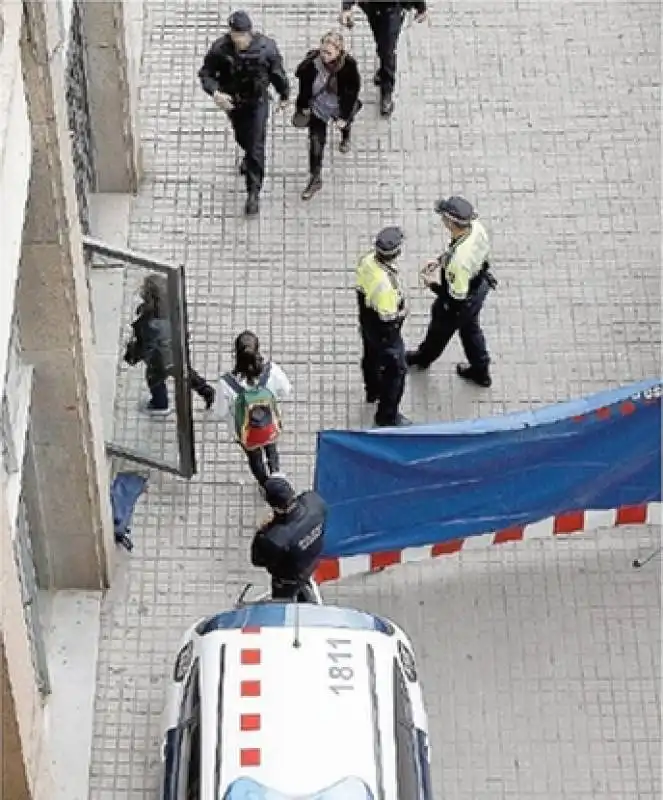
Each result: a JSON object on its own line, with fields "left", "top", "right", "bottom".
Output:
{"left": 84, "top": 237, "right": 196, "bottom": 478}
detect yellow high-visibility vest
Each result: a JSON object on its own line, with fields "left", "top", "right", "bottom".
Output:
{"left": 444, "top": 220, "right": 491, "bottom": 301}
{"left": 355, "top": 253, "right": 404, "bottom": 322}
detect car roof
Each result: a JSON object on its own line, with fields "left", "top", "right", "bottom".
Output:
{"left": 192, "top": 605, "right": 413, "bottom": 797}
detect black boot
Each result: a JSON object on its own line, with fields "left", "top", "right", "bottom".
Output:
{"left": 301, "top": 173, "right": 322, "bottom": 201}
{"left": 456, "top": 363, "right": 492, "bottom": 388}
{"left": 338, "top": 133, "right": 351, "bottom": 154}
{"left": 380, "top": 89, "right": 394, "bottom": 117}
{"left": 374, "top": 412, "right": 411, "bottom": 428}
{"left": 405, "top": 350, "right": 429, "bottom": 369}
{"left": 245, "top": 191, "right": 259, "bottom": 217}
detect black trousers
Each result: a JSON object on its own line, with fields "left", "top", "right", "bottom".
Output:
{"left": 360, "top": 3, "right": 404, "bottom": 94}
{"left": 146, "top": 366, "right": 210, "bottom": 411}
{"left": 414, "top": 280, "right": 491, "bottom": 370}
{"left": 228, "top": 98, "right": 269, "bottom": 193}
{"left": 361, "top": 326, "right": 407, "bottom": 424}
{"left": 243, "top": 443, "right": 280, "bottom": 485}
{"left": 308, "top": 115, "right": 351, "bottom": 175}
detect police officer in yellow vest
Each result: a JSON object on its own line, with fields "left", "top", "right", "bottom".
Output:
{"left": 356, "top": 227, "right": 410, "bottom": 427}
{"left": 406, "top": 196, "right": 497, "bottom": 387}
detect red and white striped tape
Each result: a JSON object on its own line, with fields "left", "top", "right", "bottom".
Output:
{"left": 314, "top": 502, "right": 662, "bottom": 583}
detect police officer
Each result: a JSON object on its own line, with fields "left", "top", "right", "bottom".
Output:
{"left": 339, "top": 0, "right": 428, "bottom": 117}
{"left": 406, "top": 196, "right": 497, "bottom": 387}
{"left": 356, "top": 227, "right": 410, "bottom": 427}
{"left": 198, "top": 11, "right": 290, "bottom": 217}
{"left": 250, "top": 476, "right": 328, "bottom": 602}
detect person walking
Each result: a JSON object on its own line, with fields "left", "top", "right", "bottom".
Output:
{"left": 215, "top": 331, "right": 292, "bottom": 486}
{"left": 339, "top": 0, "right": 427, "bottom": 117}
{"left": 123, "top": 274, "right": 215, "bottom": 416}
{"left": 250, "top": 476, "right": 328, "bottom": 602}
{"left": 198, "top": 10, "right": 290, "bottom": 217}
{"left": 356, "top": 226, "right": 410, "bottom": 427}
{"left": 293, "top": 30, "right": 362, "bottom": 200}
{"left": 406, "top": 196, "right": 497, "bottom": 387}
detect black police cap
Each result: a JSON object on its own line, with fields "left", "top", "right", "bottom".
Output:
{"left": 228, "top": 10, "right": 252, "bottom": 32}
{"left": 264, "top": 476, "right": 296, "bottom": 510}
{"left": 434, "top": 196, "right": 477, "bottom": 226}
{"left": 375, "top": 226, "right": 404, "bottom": 257}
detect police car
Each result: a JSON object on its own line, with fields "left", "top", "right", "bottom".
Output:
{"left": 159, "top": 599, "right": 433, "bottom": 798}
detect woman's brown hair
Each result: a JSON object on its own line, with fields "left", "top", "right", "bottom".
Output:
{"left": 320, "top": 30, "right": 346, "bottom": 69}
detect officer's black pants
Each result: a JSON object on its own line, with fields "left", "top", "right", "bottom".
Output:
{"left": 414, "top": 281, "right": 491, "bottom": 370}
{"left": 360, "top": 3, "right": 404, "bottom": 94}
{"left": 361, "top": 329, "right": 407, "bottom": 425}
{"left": 229, "top": 98, "right": 269, "bottom": 194}
{"left": 308, "top": 114, "right": 351, "bottom": 175}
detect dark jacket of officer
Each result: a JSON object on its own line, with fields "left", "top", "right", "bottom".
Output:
{"left": 342, "top": 0, "right": 427, "bottom": 12}
{"left": 295, "top": 50, "right": 361, "bottom": 122}
{"left": 251, "top": 491, "right": 327, "bottom": 582}
{"left": 198, "top": 33, "right": 290, "bottom": 104}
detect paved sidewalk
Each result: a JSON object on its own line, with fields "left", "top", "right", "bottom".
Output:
{"left": 89, "top": 1, "right": 661, "bottom": 798}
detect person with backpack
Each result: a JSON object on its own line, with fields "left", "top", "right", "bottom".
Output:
{"left": 215, "top": 331, "right": 292, "bottom": 486}
{"left": 250, "top": 476, "right": 328, "bottom": 602}
{"left": 123, "top": 274, "right": 215, "bottom": 415}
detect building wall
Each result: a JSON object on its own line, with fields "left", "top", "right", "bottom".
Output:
{"left": 0, "top": 0, "right": 143, "bottom": 796}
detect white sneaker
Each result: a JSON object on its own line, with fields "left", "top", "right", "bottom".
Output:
{"left": 138, "top": 399, "right": 172, "bottom": 417}
{"left": 269, "top": 471, "right": 287, "bottom": 481}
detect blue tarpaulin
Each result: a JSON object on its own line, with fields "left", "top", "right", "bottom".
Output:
{"left": 314, "top": 380, "right": 662, "bottom": 559}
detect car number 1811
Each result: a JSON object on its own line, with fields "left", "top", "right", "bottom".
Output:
{"left": 326, "top": 638, "right": 355, "bottom": 695}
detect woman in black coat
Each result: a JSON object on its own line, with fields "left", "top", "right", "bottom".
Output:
{"left": 294, "top": 31, "right": 361, "bottom": 200}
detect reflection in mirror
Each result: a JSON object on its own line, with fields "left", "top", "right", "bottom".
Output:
{"left": 85, "top": 237, "right": 195, "bottom": 476}
{"left": 116, "top": 265, "right": 182, "bottom": 471}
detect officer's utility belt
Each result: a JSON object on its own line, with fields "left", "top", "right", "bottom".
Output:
{"left": 470, "top": 261, "right": 498, "bottom": 292}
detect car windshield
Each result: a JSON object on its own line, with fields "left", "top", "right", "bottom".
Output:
{"left": 222, "top": 776, "right": 374, "bottom": 799}
{"left": 197, "top": 603, "right": 393, "bottom": 636}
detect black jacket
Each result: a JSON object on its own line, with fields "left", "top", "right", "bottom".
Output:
{"left": 198, "top": 33, "right": 289, "bottom": 103}
{"left": 342, "top": 0, "right": 427, "bottom": 13}
{"left": 124, "top": 305, "right": 173, "bottom": 382}
{"left": 251, "top": 491, "right": 327, "bottom": 581}
{"left": 295, "top": 51, "right": 361, "bottom": 122}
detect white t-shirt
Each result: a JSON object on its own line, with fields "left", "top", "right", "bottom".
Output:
{"left": 212, "top": 361, "right": 292, "bottom": 432}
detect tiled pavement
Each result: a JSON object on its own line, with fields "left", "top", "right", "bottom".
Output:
{"left": 89, "top": 1, "right": 661, "bottom": 798}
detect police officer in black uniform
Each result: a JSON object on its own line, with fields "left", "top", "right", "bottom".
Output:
{"left": 406, "top": 196, "right": 497, "bottom": 387}
{"left": 251, "top": 477, "right": 328, "bottom": 602}
{"left": 340, "top": 0, "right": 428, "bottom": 117}
{"left": 356, "top": 227, "right": 410, "bottom": 427}
{"left": 198, "top": 11, "right": 290, "bottom": 217}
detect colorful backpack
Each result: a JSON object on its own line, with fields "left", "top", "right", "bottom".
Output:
{"left": 222, "top": 364, "right": 281, "bottom": 450}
